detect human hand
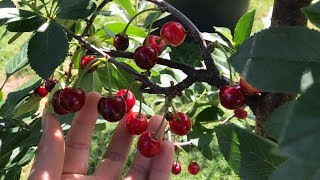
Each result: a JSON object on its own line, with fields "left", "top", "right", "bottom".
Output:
{"left": 28, "top": 92, "right": 174, "bottom": 180}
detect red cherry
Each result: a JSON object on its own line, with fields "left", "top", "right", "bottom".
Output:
{"left": 133, "top": 45, "right": 158, "bottom": 70}
{"left": 51, "top": 89, "right": 69, "bottom": 115}
{"left": 171, "top": 162, "right": 182, "bottom": 175}
{"left": 240, "top": 77, "right": 261, "bottom": 95}
{"left": 234, "top": 108, "right": 248, "bottom": 119}
{"left": 59, "top": 88, "right": 86, "bottom": 112}
{"left": 34, "top": 86, "right": 48, "bottom": 98}
{"left": 160, "top": 21, "right": 186, "bottom": 47}
{"left": 113, "top": 33, "right": 129, "bottom": 51}
{"left": 219, "top": 85, "right": 246, "bottom": 110}
{"left": 169, "top": 112, "right": 192, "bottom": 136}
{"left": 115, "top": 89, "right": 136, "bottom": 112}
{"left": 125, "top": 112, "right": 148, "bottom": 135}
{"left": 137, "top": 131, "right": 161, "bottom": 157}
{"left": 188, "top": 162, "right": 200, "bottom": 175}
{"left": 143, "top": 35, "right": 166, "bottom": 54}
{"left": 80, "top": 55, "right": 97, "bottom": 73}
{"left": 97, "top": 96, "right": 127, "bottom": 122}
{"left": 45, "top": 79, "right": 58, "bottom": 92}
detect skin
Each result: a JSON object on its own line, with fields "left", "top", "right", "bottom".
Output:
{"left": 28, "top": 92, "right": 174, "bottom": 180}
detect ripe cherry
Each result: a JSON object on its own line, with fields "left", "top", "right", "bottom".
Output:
{"left": 51, "top": 89, "right": 69, "bottom": 115}
{"left": 34, "top": 86, "right": 48, "bottom": 98}
{"left": 240, "top": 77, "right": 261, "bottom": 95}
{"left": 45, "top": 79, "right": 58, "bottom": 92}
{"left": 59, "top": 88, "right": 86, "bottom": 112}
{"left": 171, "top": 162, "right": 182, "bottom": 175}
{"left": 125, "top": 112, "right": 148, "bottom": 135}
{"left": 165, "top": 111, "right": 174, "bottom": 121}
{"left": 113, "top": 33, "right": 129, "bottom": 51}
{"left": 80, "top": 55, "right": 97, "bottom": 73}
{"left": 97, "top": 96, "right": 127, "bottom": 122}
{"left": 234, "top": 108, "right": 248, "bottom": 119}
{"left": 188, "top": 162, "right": 200, "bottom": 175}
{"left": 116, "top": 89, "right": 136, "bottom": 112}
{"left": 219, "top": 85, "right": 246, "bottom": 110}
{"left": 133, "top": 45, "right": 158, "bottom": 70}
{"left": 143, "top": 35, "right": 166, "bottom": 54}
{"left": 137, "top": 131, "right": 161, "bottom": 157}
{"left": 160, "top": 21, "right": 186, "bottom": 47}
{"left": 169, "top": 112, "right": 192, "bottom": 136}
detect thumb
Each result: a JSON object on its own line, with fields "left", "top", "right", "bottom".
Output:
{"left": 28, "top": 113, "right": 65, "bottom": 180}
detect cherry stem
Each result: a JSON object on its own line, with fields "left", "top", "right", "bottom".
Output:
{"left": 138, "top": 92, "right": 143, "bottom": 115}
{"left": 106, "top": 61, "right": 113, "bottom": 97}
{"left": 145, "top": 11, "right": 161, "bottom": 46}
{"left": 170, "top": 101, "right": 180, "bottom": 121}
{"left": 154, "top": 98, "right": 169, "bottom": 139}
{"left": 125, "top": 81, "right": 138, "bottom": 98}
{"left": 121, "top": 8, "right": 160, "bottom": 35}
{"left": 0, "top": 77, "right": 8, "bottom": 91}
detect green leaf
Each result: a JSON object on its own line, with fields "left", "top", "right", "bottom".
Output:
{"left": 264, "top": 101, "right": 295, "bottom": 140}
{"left": 0, "top": 0, "right": 15, "bottom": 8}
{"left": 234, "top": 10, "right": 255, "bottom": 47}
{"left": 6, "top": 41, "right": 28, "bottom": 78}
{"left": 6, "top": 15, "right": 45, "bottom": 32}
{"left": 13, "top": 94, "right": 41, "bottom": 119}
{"left": 229, "top": 27, "right": 320, "bottom": 94}
{"left": 113, "top": 0, "right": 135, "bottom": 18}
{"left": 269, "top": 159, "right": 320, "bottom": 180}
{"left": 0, "top": 8, "right": 36, "bottom": 25}
{"left": 104, "top": 22, "right": 147, "bottom": 37}
{"left": 143, "top": 12, "right": 170, "bottom": 28}
{"left": 77, "top": 71, "right": 102, "bottom": 93}
{"left": 0, "top": 90, "right": 3, "bottom": 101}
{"left": 57, "top": 0, "right": 97, "bottom": 20}
{"left": 279, "top": 83, "right": 320, "bottom": 164}
{"left": 302, "top": 1, "right": 320, "bottom": 29}
{"left": 213, "top": 26, "right": 233, "bottom": 44}
{"left": 215, "top": 124, "right": 286, "bottom": 180}
{"left": 28, "top": 21, "right": 69, "bottom": 79}
{"left": 7, "top": 32, "right": 23, "bottom": 44}
{"left": 3, "top": 147, "right": 35, "bottom": 171}
{"left": 0, "top": 76, "right": 42, "bottom": 117}
{"left": 195, "top": 106, "right": 224, "bottom": 123}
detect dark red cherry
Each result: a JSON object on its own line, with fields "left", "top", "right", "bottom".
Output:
{"left": 125, "top": 112, "right": 148, "bottom": 135}
{"left": 137, "top": 131, "right": 161, "bottom": 157}
{"left": 169, "top": 112, "right": 192, "bottom": 136}
{"left": 59, "top": 88, "right": 86, "bottom": 112}
{"left": 45, "top": 79, "right": 58, "bottom": 92}
{"left": 160, "top": 21, "right": 186, "bottom": 47}
{"left": 133, "top": 45, "right": 158, "bottom": 70}
{"left": 165, "top": 111, "right": 174, "bottom": 121}
{"left": 116, "top": 89, "right": 136, "bottom": 112}
{"left": 188, "top": 162, "right": 200, "bottom": 175}
{"left": 97, "top": 96, "right": 127, "bottom": 122}
{"left": 34, "top": 86, "right": 48, "bottom": 98}
{"left": 219, "top": 85, "right": 246, "bottom": 110}
{"left": 143, "top": 35, "right": 166, "bottom": 54}
{"left": 80, "top": 55, "right": 97, "bottom": 73}
{"left": 51, "top": 89, "right": 69, "bottom": 115}
{"left": 171, "top": 162, "right": 182, "bottom": 175}
{"left": 113, "top": 33, "right": 129, "bottom": 51}
{"left": 234, "top": 108, "right": 248, "bottom": 119}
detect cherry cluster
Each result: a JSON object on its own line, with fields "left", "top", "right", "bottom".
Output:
{"left": 34, "top": 78, "right": 58, "bottom": 98}
{"left": 171, "top": 161, "right": 200, "bottom": 175}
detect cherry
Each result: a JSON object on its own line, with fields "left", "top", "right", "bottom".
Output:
{"left": 97, "top": 96, "right": 127, "bottom": 122}
{"left": 133, "top": 45, "right": 158, "bottom": 70}
{"left": 125, "top": 112, "right": 148, "bottom": 135}
{"left": 113, "top": 33, "right": 129, "bottom": 51}
{"left": 240, "top": 77, "right": 261, "bottom": 95}
{"left": 51, "top": 89, "right": 69, "bottom": 115}
{"left": 169, "top": 112, "right": 192, "bottom": 136}
{"left": 59, "top": 87, "right": 86, "bottom": 112}
{"left": 137, "top": 131, "right": 161, "bottom": 157}
{"left": 45, "top": 79, "right": 58, "bottom": 92}
{"left": 188, "top": 162, "right": 200, "bottom": 175}
{"left": 234, "top": 108, "right": 248, "bottom": 119}
{"left": 219, "top": 85, "right": 246, "bottom": 110}
{"left": 80, "top": 55, "right": 97, "bottom": 73}
{"left": 115, "top": 89, "right": 136, "bottom": 112}
{"left": 34, "top": 86, "right": 48, "bottom": 98}
{"left": 160, "top": 21, "right": 186, "bottom": 47}
{"left": 171, "top": 162, "right": 182, "bottom": 175}
{"left": 165, "top": 111, "right": 174, "bottom": 121}
{"left": 143, "top": 35, "right": 166, "bottom": 54}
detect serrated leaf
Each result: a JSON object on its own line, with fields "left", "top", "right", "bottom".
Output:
{"left": 302, "top": 1, "right": 320, "bottom": 29}
{"left": 0, "top": 8, "right": 36, "bottom": 25}
{"left": 57, "top": 0, "right": 97, "bottom": 20}
{"left": 28, "top": 21, "right": 68, "bottom": 79}
{"left": 6, "top": 41, "right": 28, "bottom": 78}
{"left": 195, "top": 106, "right": 224, "bottom": 123}
{"left": 113, "top": 0, "right": 135, "bottom": 18}
{"left": 215, "top": 124, "right": 286, "bottom": 180}
{"left": 279, "top": 83, "right": 320, "bottom": 164}
{"left": 234, "top": 10, "right": 255, "bottom": 47}
{"left": 0, "top": 76, "right": 42, "bottom": 117}
{"left": 104, "top": 22, "right": 147, "bottom": 37}
{"left": 229, "top": 27, "right": 320, "bottom": 94}
{"left": 6, "top": 15, "right": 45, "bottom": 32}
{"left": 77, "top": 71, "right": 102, "bottom": 93}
